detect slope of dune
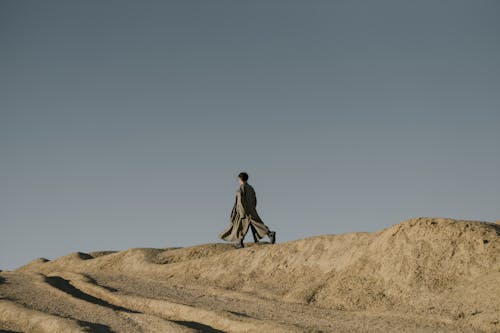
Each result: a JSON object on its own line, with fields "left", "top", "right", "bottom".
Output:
{"left": 1, "top": 217, "right": 499, "bottom": 332}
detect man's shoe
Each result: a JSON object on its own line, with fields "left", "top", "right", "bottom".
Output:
{"left": 236, "top": 238, "right": 244, "bottom": 248}
{"left": 269, "top": 231, "right": 276, "bottom": 244}
{"left": 253, "top": 234, "right": 259, "bottom": 243}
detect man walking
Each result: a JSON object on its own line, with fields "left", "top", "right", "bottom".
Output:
{"left": 219, "top": 172, "right": 276, "bottom": 248}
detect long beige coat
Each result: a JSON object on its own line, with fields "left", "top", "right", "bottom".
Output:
{"left": 219, "top": 183, "right": 270, "bottom": 242}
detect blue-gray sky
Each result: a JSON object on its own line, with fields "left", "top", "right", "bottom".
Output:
{"left": 1, "top": 0, "right": 499, "bottom": 270}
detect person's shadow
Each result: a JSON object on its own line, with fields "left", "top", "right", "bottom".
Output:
{"left": 173, "top": 321, "right": 225, "bottom": 333}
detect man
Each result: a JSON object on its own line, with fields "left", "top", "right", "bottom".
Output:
{"left": 219, "top": 172, "right": 276, "bottom": 248}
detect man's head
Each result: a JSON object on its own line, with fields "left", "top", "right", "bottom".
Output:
{"left": 238, "top": 172, "right": 249, "bottom": 185}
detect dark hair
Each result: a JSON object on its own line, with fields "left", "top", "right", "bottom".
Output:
{"left": 238, "top": 172, "right": 249, "bottom": 182}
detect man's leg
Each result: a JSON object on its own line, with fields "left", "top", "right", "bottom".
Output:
{"left": 248, "top": 219, "right": 276, "bottom": 245}
{"left": 236, "top": 218, "right": 251, "bottom": 248}
{"left": 268, "top": 230, "right": 276, "bottom": 244}
{"left": 250, "top": 224, "right": 259, "bottom": 243}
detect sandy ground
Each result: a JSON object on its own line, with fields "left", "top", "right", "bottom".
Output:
{"left": 1, "top": 217, "right": 499, "bottom": 333}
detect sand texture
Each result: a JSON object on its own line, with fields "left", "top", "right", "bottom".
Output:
{"left": 1, "top": 217, "right": 499, "bottom": 332}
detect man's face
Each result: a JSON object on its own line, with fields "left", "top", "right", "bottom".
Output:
{"left": 238, "top": 178, "right": 245, "bottom": 186}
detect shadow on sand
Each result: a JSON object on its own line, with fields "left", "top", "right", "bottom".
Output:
{"left": 173, "top": 320, "right": 226, "bottom": 333}
{"left": 77, "top": 320, "right": 116, "bottom": 333}
{"left": 44, "top": 276, "right": 138, "bottom": 313}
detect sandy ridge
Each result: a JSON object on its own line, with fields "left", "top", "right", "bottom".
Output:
{"left": 1, "top": 217, "right": 499, "bottom": 332}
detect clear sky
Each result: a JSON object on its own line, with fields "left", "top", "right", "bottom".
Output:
{"left": 1, "top": 0, "right": 499, "bottom": 270}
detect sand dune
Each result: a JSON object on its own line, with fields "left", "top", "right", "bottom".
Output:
{"left": 1, "top": 217, "right": 499, "bottom": 332}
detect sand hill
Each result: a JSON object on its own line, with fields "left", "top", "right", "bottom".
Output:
{"left": 1, "top": 217, "right": 499, "bottom": 332}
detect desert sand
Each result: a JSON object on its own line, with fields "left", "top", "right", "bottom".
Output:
{"left": 0, "top": 217, "right": 499, "bottom": 333}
